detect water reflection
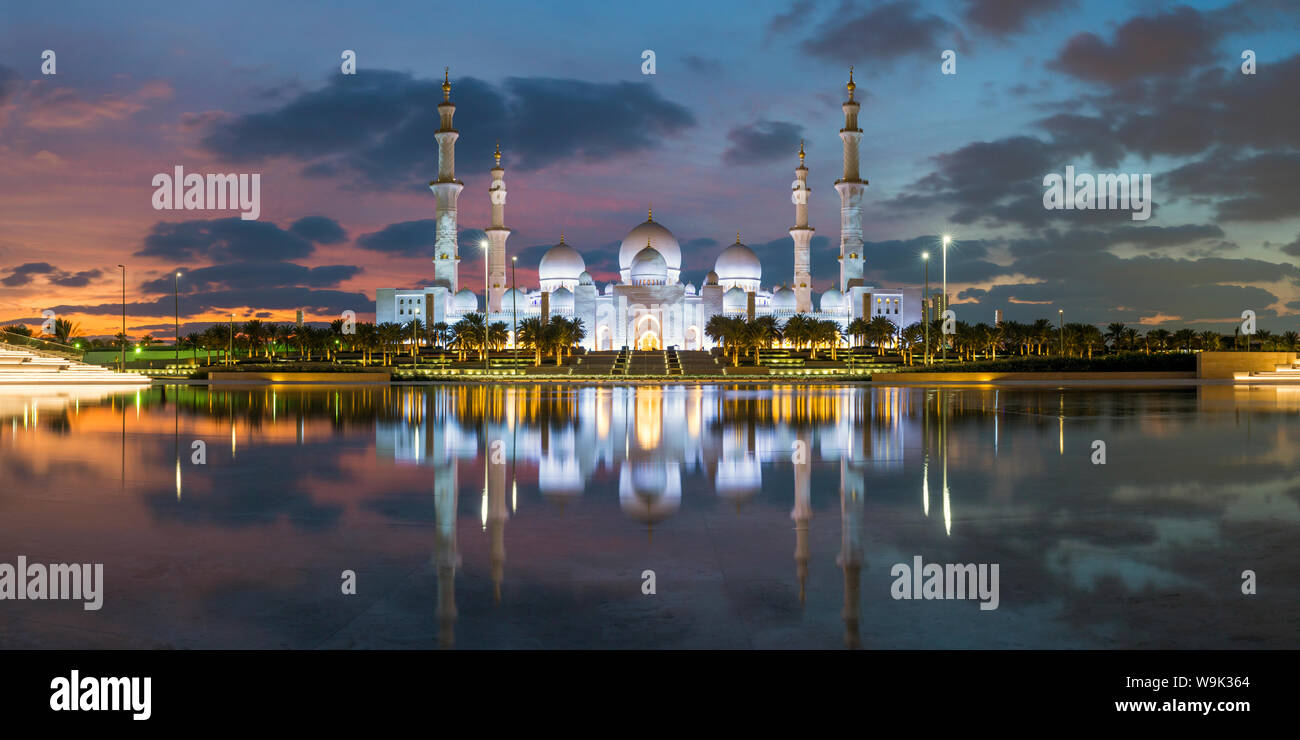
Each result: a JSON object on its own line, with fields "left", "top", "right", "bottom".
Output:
{"left": 1, "top": 383, "right": 1297, "bottom": 649}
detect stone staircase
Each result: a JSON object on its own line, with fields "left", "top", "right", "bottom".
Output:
{"left": 1235, "top": 361, "right": 1300, "bottom": 383}
{"left": 0, "top": 343, "right": 151, "bottom": 385}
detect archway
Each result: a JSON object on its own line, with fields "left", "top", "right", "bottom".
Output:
{"left": 597, "top": 325, "right": 612, "bottom": 351}
{"left": 684, "top": 326, "right": 699, "bottom": 350}
{"left": 637, "top": 330, "right": 660, "bottom": 350}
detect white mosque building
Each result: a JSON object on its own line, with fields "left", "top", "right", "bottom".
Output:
{"left": 376, "top": 68, "right": 920, "bottom": 351}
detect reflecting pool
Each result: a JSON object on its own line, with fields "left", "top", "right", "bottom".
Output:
{"left": 1, "top": 383, "right": 1296, "bottom": 649}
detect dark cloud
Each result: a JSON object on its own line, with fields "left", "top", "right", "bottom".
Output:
{"left": 141, "top": 261, "right": 361, "bottom": 295}
{"left": 0, "top": 65, "right": 20, "bottom": 105}
{"left": 200, "top": 71, "right": 695, "bottom": 188}
{"left": 682, "top": 56, "right": 723, "bottom": 76}
{"left": 962, "top": 0, "right": 1074, "bottom": 36}
{"left": 356, "top": 221, "right": 486, "bottom": 259}
{"left": 1049, "top": 6, "right": 1221, "bottom": 86}
{"left": 135, "top": 217, "right": 316, "bottom": 262}
{"left": 1163, "top": 150, "right": 1300, "bottom": 222}
{"left": 1, "top": 262, "right": 102, "bottom": 288}
{"left": 49, "top": 285, "right": 370, "bottom": 319}
{"left": 721, "top": 120, "right": 803, "bottom": 166}
{"left": 1, "top": 262, "right": 55, "bottom": 287}
{"left": 289, "top": 215, "right": 348, "bottom": 244}
{"left": 800, "top": 0, "right": 957, "bottom": 69}
{"left": 765, "top": 0, "right": 815, "bottom": 41}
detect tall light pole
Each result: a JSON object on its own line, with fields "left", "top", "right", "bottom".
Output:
{"left": 1058, "top": 308, "right": 1064, "bottom": 356}
{"left": 117, "top": 264, "right": 125, "bottom": 372}
{"left": 511, "top": 255, "right": 518, "bottom": 370}
{"left": 481, "top": 240, "right": 489, "bottom": 374}
{"left": 941, "top": 234, "right": 951, "bottom": 363}
{"left": 228, "top": 313, "right": 235, "bottom": 367}
{"left": 922, "top": 252, "right": 929, "bottom": 365}
{"left": 174, "top": 271, "right": 182, "bottom": 365}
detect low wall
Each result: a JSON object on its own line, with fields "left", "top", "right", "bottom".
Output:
{"left": 1197, "top": 351, "right": 1296, "bottom": 379}
{"left": 723, "top": 366, "right": 771, "bottom": 375}
{"left": 880, "top": 371, "right": 1196, "bottom": 383}
{"left": 207, "top": 371, "right": 390, "bottom": 383}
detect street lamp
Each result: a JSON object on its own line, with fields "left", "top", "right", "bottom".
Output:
{"left": 174, "top": 271, "right": 182, "bottom": 365}
{"left": 1058, "top": 308, "right": 1064, "bottom": 356}
{"left": 481, "top": 240, "right": 489, "bottom": 374}
{"left": 941, "top": 234, "right": 951, "bottom": 363}
{"left": 117, "top": 264, "right": 125, "bottom": 372}
{"left": 511, "top": 255, "right": 518, "bottom": 370}
{"left": 922, "top": 252, "right": 929, "bottom": 365}
{"left": 228, "top": 313, "right": 235, "bottom": 367}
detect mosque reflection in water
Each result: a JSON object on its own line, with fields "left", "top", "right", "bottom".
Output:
{"left": 3, "top": 383, "right": 1296, "bottom": 649}
{"left": 377, "top": 385, "right": 913, "bottom": 647}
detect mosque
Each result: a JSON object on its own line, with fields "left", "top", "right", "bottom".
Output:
{"left": 376, "top": 68, "right": 920, "bottom": 350}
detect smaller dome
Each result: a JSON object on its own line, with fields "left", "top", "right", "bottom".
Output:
{"left": 771, "top": 285, "right": 796, "bottom": 311}
{"left": 603, "top": 283, "right": 614, "bottom": 295}
{"left": 714, "top": 239, "right": 761, "bottom": 283}
{"left": 502, "top": 287, "right": 527, "bottom": 307}
{"left": 684, "top": 283, "right": 697, "bottom": 296}
{"left": 550, "top": 286, "right": 574, "bottom": 310}
{"left": 630, "top": 245, "right": 668, "bottom": 284}
{"left": 538, "top": 238, "right": 585, "bottom": 283}
{"left": 455, "top": 288, "right": 479, "bottom": 313}
{"left": 820, "top": 288, "right": 843, "bottom": 312}
{"left": 723, "top": 286, "right": 747, "bottom": 311}
{"left": 705, "top": 270, "right": 719, "bottom": 286}
{"left": 578, "top": 271, "right": 593, "bottom": 285}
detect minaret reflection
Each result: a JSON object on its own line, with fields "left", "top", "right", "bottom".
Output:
{"left": 487, "top": 388, "right": 508, "bottom": 603}
{"left": 791, "top": 429, "right": 811, "bottom": 604}
{"left": 426, "top": 389, "right": 459, "bottom": 648}
{"left": 838, "top": 455, "right": 865, "bottom": 649}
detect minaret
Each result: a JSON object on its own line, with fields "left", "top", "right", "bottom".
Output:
{"left": 485, "top": 142, "right": 510, "bottom": 312}
{"left": 790, "top": 140, "right": 815, "bottom": 313}
{"left": 835, "top": 67, "right": 867, "bottom": 292}
{"left": 430, "top": 67, "right": 464, "bottom": 292}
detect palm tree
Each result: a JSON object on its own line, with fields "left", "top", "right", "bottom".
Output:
{"left": 1105, "top": 322, "right": 1127, "bottom": 352}
{"left": 705, "top": 315, "right": 744, "bottom": 366}
{"left": 52, "top": 317, "right": 80, "bottom": 344}
{"left": 1122, "top": 327, "right": 1140, "bottom": 353}
{"left": 1148, "top": 328, "right": 1172, "bottom": 352}
{"left": 241, "top": 320, "right": 268, "bottom": 358}
{"left": 1281, "top": 330, "right": 1299, "bottom": 352}
{"left": 376, "top": 322, "right": 404, "bottom": 364}
{"left": 517, "top": 317, "right": 545, "bottom": 366}
{"left": 865, "top": 316, "right": 894, "bottom": 356}
{"left": 1198, "top": 330, "right": 1221, "bottom": 352}
{"left": 452, "top": 314, "right": 487, "bottom": 361}
{"left": 782, "top": 314, "right": 812, "bottom": 352}
{"left": 182, "top": 332, "right": 202, "bottom": 362}
{"left": 1172, "top": 328, "right": 1196, "bottom": 353}
{"left": 356, "top": 322, "right": 378, "bottom": 365}
{"left": 488, "top": 321, "right": 509, "bottom": 352}
{"left": 1254, "top": 329, "right": 1275, "bottom": 351}
{"left": 429, "top": 322, "right": 452, "bottom": 350}
{"left": 845, "top": 317, "right": 869, "bottom": 349}
{"left": 899, "top": 323, "right": 923, "bottom": 365}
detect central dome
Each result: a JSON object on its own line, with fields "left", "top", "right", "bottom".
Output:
{"left": 619, "top": 218, "right": 681, "bottom": 272}
{"left": 629, "top": 245, "right": 668, "bottom": 285}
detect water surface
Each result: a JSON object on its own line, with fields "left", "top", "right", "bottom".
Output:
{"left": 1, "top": 383, "right": 1296, "bottom": 649}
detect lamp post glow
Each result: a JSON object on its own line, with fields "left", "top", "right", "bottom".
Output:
{"left": 117, "top": 264, "right": 125, "bottom": 372}
{"left": 481, "top": 240, "right": 489, "bottom": 374}
{"left": 511, "top": 255, "right": 518, "bottom": 370}
{"left": 941, "top": 234, "right": 950, "bottom": 363}
{"left": 174, "top": 271, "right": 181, "bottom": 364}
{"left": 922, "top": 252, "right": 929, "bottom": 365}
{"left": 1058, "top": 309, "right": 1064, "bottom": 356}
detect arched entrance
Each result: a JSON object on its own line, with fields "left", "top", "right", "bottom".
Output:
{"left": 637, "top": 330, "right": 660, "bottom": 350}
{"left": 684, "top": 326, "right": 699, "bottom": 350}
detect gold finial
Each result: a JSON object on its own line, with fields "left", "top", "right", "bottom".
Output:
{"left": 442, "top": 67, "right": 451, "bottom": 101}
{"left": 847, "top": 65, "right": 855, "bottom": 99}
{"left": 647, "top": 236, "right": 653, "bottom": 248}
{"left": 647, "top": 204, "right": 653, "bottom": 221}
{"left": 798, "top": 139, "right": 805, "bottom": 163}
{"left": 560, "top": 231, "right": 565, "bottom": 244}
{"left": 736, "top": 231, "right": 741, "bottom": 244}
{"left": 494, "top": 140, "right": 501, "bottom": 166}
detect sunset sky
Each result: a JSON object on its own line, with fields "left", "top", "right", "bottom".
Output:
{"left": 2, "top": 0, "right": 1299, "bottom": 339}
